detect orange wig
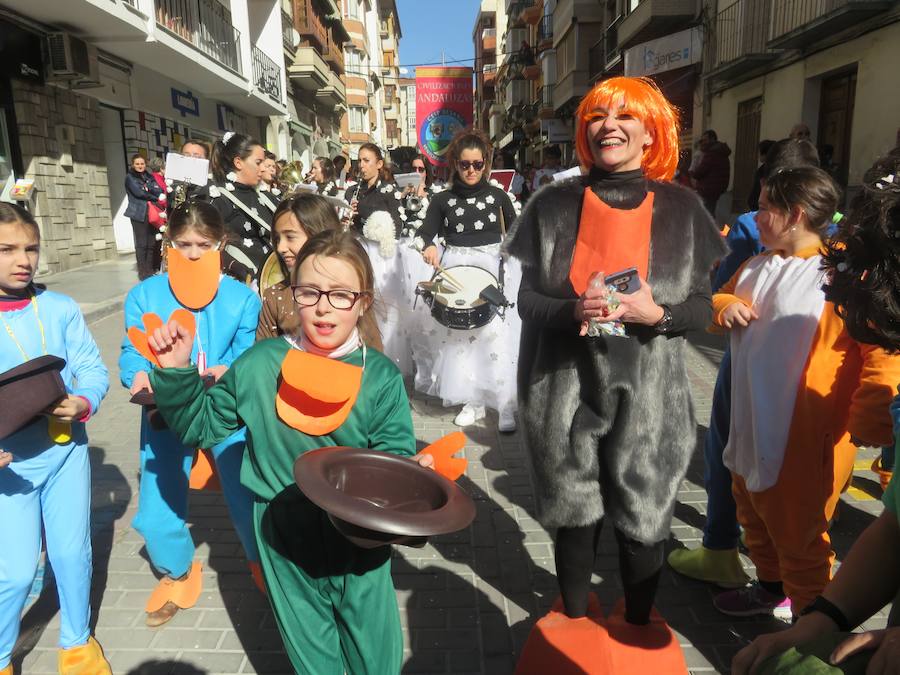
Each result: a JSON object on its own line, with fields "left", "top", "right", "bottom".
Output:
{"left": 575, "top": 76, "right": 680, "bottom": 181}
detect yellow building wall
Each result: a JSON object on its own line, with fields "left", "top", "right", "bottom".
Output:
{"left": 708, "top": 20, "right": 900, "bottom": 192}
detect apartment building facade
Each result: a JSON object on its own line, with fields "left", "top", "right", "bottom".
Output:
{"left": 379, "top": 0, "right": 402, "bottom": 150}
{"left": 398, "top": 77, "right": 417, "bottom": 147}
{"left": 705, "top": 0, "right": 900, "bottom": 210}
{"left": 0, "top": 0, "right": 287, "bottom": 272}
{"left": 282, "top": 0, "right": 348, "bottom": 169}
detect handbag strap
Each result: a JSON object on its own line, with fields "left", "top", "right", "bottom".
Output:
{"left": 217, "top": 187, "right": 272, "bottom": 232}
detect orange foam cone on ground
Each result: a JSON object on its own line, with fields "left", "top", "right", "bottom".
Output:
{"left": 515, "top": 593, "right": 611, "bottom": 675}
{"left": 605, "top": 598, "right": 688, "bottom": 675}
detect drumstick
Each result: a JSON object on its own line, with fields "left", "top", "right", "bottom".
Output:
{"left": 434, "top": 265, "right": 464, "bottom": 291}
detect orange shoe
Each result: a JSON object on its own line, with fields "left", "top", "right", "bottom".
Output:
{"left": 144, "top": 561, "right": 203, "bottom": 626}
{"left": 515, "top": 593, "right": 611, "bottom": 675}
{"left": 249, "top": 561, "right": 266, "bottom": 596}
{"left": 872, "top": 457, "right": 893, "bottom": 492}
{"left": 1, "top": 662, "right": 12, "bottom": 675}
{"left": 605, "top": 599, "right": 688, "bottom": 675}
{"left": 57, "top": 636, "right": 112, "bottom": 675}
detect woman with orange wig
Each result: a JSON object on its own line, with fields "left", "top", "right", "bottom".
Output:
{"left": 505, "top": 77, "right": 725, "bottom": 672}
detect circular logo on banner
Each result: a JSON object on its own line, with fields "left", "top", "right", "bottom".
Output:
{"left": 420, "top": 109, "right": 465, "bottom": 165}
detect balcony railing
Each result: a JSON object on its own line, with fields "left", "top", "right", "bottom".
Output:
{"left": 769, "top": 0, "right": 892, "bottom": 47}
{"left": 539, "top": 15, "right": 553, "bottom": 43}
{"left": 157, "top": 0, "right": 242, "bottom": 73}
{"left": 252, "top": 46, "right": 282, "bottom": 103}
{"left": 540, "top": 84, "right": 552, "bottom": 109}
{"left": 282, "top": 9, "right": 295, "bottom": 50}
{"left": 714, "top": 0, "right": 771, "bottom": 67}
{"left": 588, "top": 39, "right": 604, "bottom": 80}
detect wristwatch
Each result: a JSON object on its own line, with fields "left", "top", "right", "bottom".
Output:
{"left": 653, "top": 305, "right": 674, "bottom": 333}
{"left": 799, "top": 595, "right": 852, "bottom": 632}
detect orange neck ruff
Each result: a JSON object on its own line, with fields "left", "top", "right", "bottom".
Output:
{"left": 276, "top": 347, "right": 364, "bottom": 436}
{"left": 168, "top": 248, "right": 221, "bottom": 310}
{"left": 568, "top": 188, "right": 654, "bottom": 295}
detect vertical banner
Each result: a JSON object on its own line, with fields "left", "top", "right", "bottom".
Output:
{"left": 415, "top": 67, "right": 473, "bottom": 167}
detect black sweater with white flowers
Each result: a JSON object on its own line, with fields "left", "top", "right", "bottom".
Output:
{"left": 417, "top": 178, "right": 517, "bottom": 248}
{"left": 344, "top": 178, "right": 404, "bottom": 237}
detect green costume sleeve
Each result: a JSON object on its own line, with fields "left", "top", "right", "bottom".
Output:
{"left": 149, "top": 365, "right": 241, "bottom": 450}
{"left": 367, "top": 364, "right": 416, "bottom": 457}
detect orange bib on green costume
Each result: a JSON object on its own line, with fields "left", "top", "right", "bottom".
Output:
{"left": 168, "top": 248, "right": 221, "bottom": 310}
{"left": 276, "top": 349, "right": 364, "bottom": 436}
{"left": 568, "top": 189, "right": 654, "bottom": 295}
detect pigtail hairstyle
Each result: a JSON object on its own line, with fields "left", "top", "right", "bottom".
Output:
{"left": 822, "top": 146, "right": 900, "bottom": 351}
{"left": 210, "top": 132, "right": 262, "bottom": 183}
{"left": 575, "top": 76, "right": 680, "bottom": 181}
{"left": 291, "top": 229, "right": 384, "bottom": 351}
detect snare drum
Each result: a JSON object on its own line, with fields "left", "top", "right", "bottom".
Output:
{"left": 417, "top": 265, "right": 501, "bottom": 330}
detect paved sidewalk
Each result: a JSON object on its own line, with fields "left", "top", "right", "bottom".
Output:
{"left": 11, "top": 303, "right": 890, "bottom": 673}
{"left": 37, "top": 256, "right": 136, "bottom": 324}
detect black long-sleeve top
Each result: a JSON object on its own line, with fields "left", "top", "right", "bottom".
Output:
{"left": 515, "top": 168, "right": 713, "bottom": 336}
{"left": 344, "top": 178, "right": 404, "bottom": 237}
{"left": 417, "top": 177, "right": 517, "bottom": 248}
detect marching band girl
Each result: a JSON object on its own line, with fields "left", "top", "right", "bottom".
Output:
{"left": 0, "top": 203, "right": 111, "bottom": 674}
{"left": 205, "top": 132, "right": 279, "bottom": 287}
{"left": 256, "top": 193, "right": 345, "bottom": 340}
{"left": 414, "top": 128, "right": 521, "bottom": 431}
{"left": 310, "top": 156, "right": 341, "bottom": 197}
{"left": 119, "top": 200, "right": 262, "bottom": 627}
{"left": 145, "top": 229, "right": 433, "bottom": 674}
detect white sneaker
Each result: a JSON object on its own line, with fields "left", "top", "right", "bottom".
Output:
{"left": 454, "top": 403, "right": 485, "bottom": 427}
{"left": 498, "top": 410, "right": 517, "bottom": 433}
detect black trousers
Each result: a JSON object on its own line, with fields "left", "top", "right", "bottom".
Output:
{"left": 555, "top": 520, "right": 665, "bottom": 625}
{"left": 131, "top": 218, "right": 159, "bottom": 280}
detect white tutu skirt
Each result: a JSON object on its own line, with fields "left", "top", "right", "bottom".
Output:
{"left": 410, "top": 243, "right": 521, "bottom": 416}
{"left": 362, "top": 237, "right": 432, "bottom": 377}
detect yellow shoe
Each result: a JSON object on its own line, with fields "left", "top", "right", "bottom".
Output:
{"left": 57, "top": 636, "right": 112, "bottom": 675}
{"left": 667, "top": 545, "right": 750, "bottom": 589}
{"left": 1, "top": 662, "right": 12, "bottom": 675}
{"left": 145, "top": 561, "right": 203, "bottom": 627}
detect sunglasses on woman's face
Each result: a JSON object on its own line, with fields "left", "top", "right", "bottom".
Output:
{"left": 413, "top": 166, "right": 426, "bottom": 173}
{"left": 459, "top": 160, "right": 485, "bottom": 171}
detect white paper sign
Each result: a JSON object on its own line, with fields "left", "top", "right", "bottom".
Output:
{"left": 393, "top": 172, "right": 421, "bottom": 190}
{"left": 165, "top": 153, "right": 210, "bottom": 186}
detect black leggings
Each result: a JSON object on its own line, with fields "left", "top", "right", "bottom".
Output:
{"left": 555, "top": 520, "right": 665, "bottom": 624}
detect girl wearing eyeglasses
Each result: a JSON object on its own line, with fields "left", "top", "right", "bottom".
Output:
{"left": 144, "top": 229, "right": 433, "bottom": 674}
{"left": 119, "top": 200, "right": 262, "bottom": 627}
{"left": 413, "top": 128, "right": 521, "bottom": 431}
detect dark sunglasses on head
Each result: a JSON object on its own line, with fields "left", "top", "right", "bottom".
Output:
{"left": 414, "top": 166, "right": 426, "bottom": 173}
{"left": 459, "top": 160, "right": 485, "bottom": 171}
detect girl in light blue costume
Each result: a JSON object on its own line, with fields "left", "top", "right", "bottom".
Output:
{"left": 0, "top": 203, "right": 111, "bottom": 674}
{"left": 119, "top": 200, "right": 261, "bottom": 627}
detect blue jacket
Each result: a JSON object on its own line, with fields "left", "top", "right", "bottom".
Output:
{"left": 0, "top": 289, "right": 108, "bottom": 456}
{"left": 124, "top": 170, "right": 163, "bottom": 222}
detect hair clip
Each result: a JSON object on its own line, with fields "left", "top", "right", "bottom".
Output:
{"left": 222, "top": 131, "right": 235, "bottom": 145}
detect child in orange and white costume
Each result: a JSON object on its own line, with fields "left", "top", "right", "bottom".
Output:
{"left": 711, "top": 166, "right": 900, "bottom": 619}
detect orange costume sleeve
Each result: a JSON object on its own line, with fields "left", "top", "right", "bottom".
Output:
{"left": 846, "top": 340, "right": 900, "bottom": 447}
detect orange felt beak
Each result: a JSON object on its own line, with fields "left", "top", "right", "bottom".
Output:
{"left": 168, "top": 248, "right": 221, "bottom": 310}
{"left": 276, "top": 350, "right": 363, "bottom": 436}
{"left": 421, "top": 432, "right": 468, "bottom": 481}
{"left": 127, "top": 310, "right": 196, "bottom": 367}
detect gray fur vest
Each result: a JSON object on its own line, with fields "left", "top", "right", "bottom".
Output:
{"left": 504, "top": 176, "right": 726, "bottom": 543}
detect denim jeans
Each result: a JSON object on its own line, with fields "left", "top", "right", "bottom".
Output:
{"left": 702, "top": 348, "right": 741, "bottom": 550}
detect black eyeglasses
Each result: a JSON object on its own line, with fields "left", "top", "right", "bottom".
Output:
{"left": 414, "top": 166, "right": 426, "bottom": 173}
{"left": 292, "top": 285, "right": 370, "bottom": 310}
{"left": 458, "top": 160, "right": 485, "bottom": 171}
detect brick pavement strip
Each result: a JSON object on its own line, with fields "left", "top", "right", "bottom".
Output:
{"left": 12, "top": 318, "right": 889, "bottom": 674}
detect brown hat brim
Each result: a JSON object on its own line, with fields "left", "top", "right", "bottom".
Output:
{"left": 294, "top": 447, "right": 476, "bottom": 548}
{"left": 0, "top": 355, "right": 66, "bottom": 440}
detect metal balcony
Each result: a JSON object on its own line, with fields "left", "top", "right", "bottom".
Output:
{"left": 156, "top": 0, "right": 242, "bottom": 73}
{"left": 282, "top": 10, "right": 296, "bottom": 51}
{"left": 483, "top": 28, "right": 497, "bottom": 51}
{"left": 252, "top": 46, "right": 282, "bottom": 103}
{"left": 616, "top": 0, "right": 696, "bottom": 49}
{"left": 768, "top": 0, "right": 894, "bottom": 48}
{"left": 707, "top": 0, "right": 778, "bottom": 84}
{"left": 522, "top": 0, "right": 543, "bottom": 25}
{"left": 538, "top": 15, "right": 553, "bottom": 48}
{"left": 539, "top": 84, "right": 554, "bottom": 118}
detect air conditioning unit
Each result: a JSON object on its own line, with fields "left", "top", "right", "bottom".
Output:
{"left": 46, "top": 33, "right": 101, "bottom": 87}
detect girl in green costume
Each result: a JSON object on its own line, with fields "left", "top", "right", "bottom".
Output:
{"left": 147, "top": 230, "right": 434, "bottom": 675}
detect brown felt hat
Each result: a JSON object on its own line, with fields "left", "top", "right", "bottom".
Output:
{"left": 0, "top": 355, "right": 66, "bottom": 440}
{"left": 294, "top": 447, "right": 476, "bottom": 549}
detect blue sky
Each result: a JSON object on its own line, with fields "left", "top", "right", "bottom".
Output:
{"left": 395, "top": 0, "right": 482, "bottom": 75}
